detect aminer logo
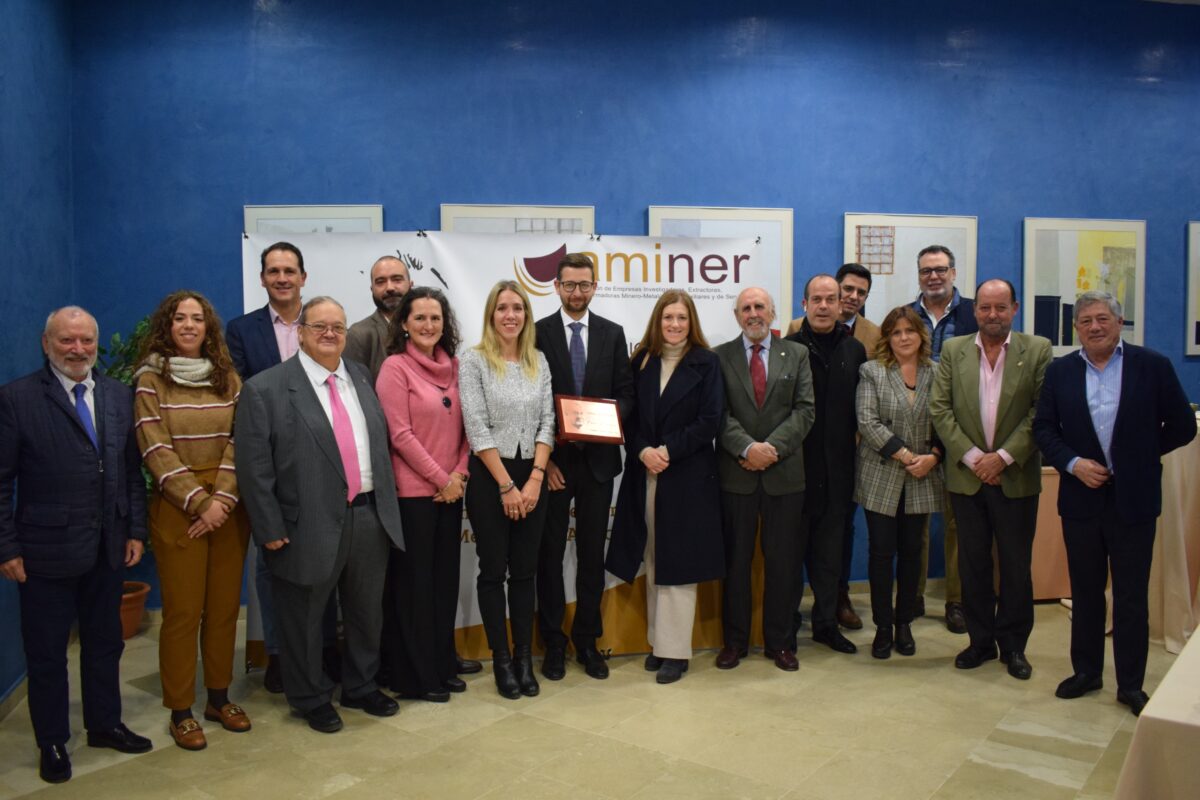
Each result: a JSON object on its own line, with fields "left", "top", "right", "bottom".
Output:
{"left": 514, "top": 242, "right": 750, "bottom": 295}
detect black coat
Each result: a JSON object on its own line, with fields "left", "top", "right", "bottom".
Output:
{"left": 786, "top": 321, "right": 866, "bottom": 516}
{"left": 606, "top": 346, "right": 725, "bottom": 586}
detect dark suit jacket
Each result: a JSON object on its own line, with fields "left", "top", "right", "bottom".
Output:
{"left": 226, "top": 304, "right": 282, "bottom": 380}
{"left": 606, "top": 347, "right": 725, "bottom": 586}
{"left": 235, "top": 355, "right": 404, "bottom": 586}
{"left": 1033, "top": 344, "right": 1196, "bottom": 523}
{"left": 535, "top": 311, "right": 634, "bottom": 483}
{"left": 715, "top": 334, "right": 815, "bottom": 496}
{"left": 0, "top": 366, "right": 147, "bottom": 578}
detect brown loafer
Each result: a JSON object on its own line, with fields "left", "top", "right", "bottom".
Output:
{"left": 204, "top": 702, "right": 252, "bottom": 732}
{"left": 168, "top": 717, "right": 207, "bottom": 751}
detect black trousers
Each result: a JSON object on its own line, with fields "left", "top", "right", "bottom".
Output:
{"left": 466, "top": 455, "right": 547, "bottom": 651}
{"left": 865, "top": 495, "right": 926, "bottom": 628}
{"left": 536, "top": 445, "right": 613, "bottom": 651}
{"left": 792, "top": 504, "right": 845, "bottom": 639}
{"left": 839, "top": 501, "right": 857, "bottom": 590}
{"left": 721, "top": 487, "right": 804, "bottom": 651}
{"left": 272, "top": 502, "right": 390, "bottom": 712}
{"left": 951, "top": 486, "right": 1039, "bottom": 653}
{"left": 381, "top": 496, "right": 463, "bottom": 694}
{"left": 19, "top": 551, "right": 124, "bottom": 747}
{"left": 1062, "top": 486, "right": 1156, "bottom": 693}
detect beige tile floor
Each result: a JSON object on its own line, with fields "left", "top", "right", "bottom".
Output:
{"left": 0, "top": 595, "right": 1172, "bottom": 800}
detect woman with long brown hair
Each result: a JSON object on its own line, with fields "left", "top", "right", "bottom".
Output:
{"left": 606, "top": 290, "right": 725, "bottom": 684}
{"left": 133, "top": 290, "right": 250, "bottom": 749}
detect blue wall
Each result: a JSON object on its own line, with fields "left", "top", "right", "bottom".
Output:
{"left": 0, "top": 0, "right": 75, "bottom": 704}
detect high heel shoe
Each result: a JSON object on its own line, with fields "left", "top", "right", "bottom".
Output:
{"left": 491, "top": 649, "right": 520, "bottom": 700}
{"left": 513, "top": 645, "right": 540, "bottom": 697}
{"left": 871, "top": 626, "right": 893, "bottom": 659}
{"left": 894, "top": 623, "right": 916, "bottom": 656}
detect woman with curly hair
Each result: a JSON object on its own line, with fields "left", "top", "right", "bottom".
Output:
{"left": 133, "top": 290, "right": 250, "bottom": 750}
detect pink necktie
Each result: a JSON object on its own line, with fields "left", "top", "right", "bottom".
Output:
{"left": 326, "top": 374, "right": 362, "bottom": 502}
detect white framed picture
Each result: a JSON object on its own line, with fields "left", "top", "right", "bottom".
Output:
{"left": 1023, "top": 217, "right": 1145, "bottom": 356}
{"left": 1187, "top": 222, "right": 1200, "bottom": 356}
{"left": 842, "top": 213, "right": 978, "bottom": 324}
{"left": 243, "top": 204, "right": 383, "bottom": 234}
{"left": 440, "top": 204, "right": 594, "bottom": 235}
{"left": 648, "top": 206, "right": 793, "bottom": 327}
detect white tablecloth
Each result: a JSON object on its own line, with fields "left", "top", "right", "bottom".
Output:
{"left": 1150, "top": 420, "right": 1200, "bottom": 654}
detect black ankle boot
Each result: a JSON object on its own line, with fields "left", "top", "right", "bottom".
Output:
{"left": 894, "top": 623, "right": 916, "bottom": 656}
{"left": 871, "top": 626, "right": 893, "bottom": 659}
{"left": 513, "top": 645, "right": 540, "bottom": 697}
{"left": 492, "top": 650, "right": 520, "bottom": 699}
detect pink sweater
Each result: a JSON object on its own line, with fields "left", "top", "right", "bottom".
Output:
{"left": 376, "top": 347, "right": 470, "bottom": 498}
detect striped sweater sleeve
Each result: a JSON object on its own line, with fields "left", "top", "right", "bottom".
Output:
{"left": 211, "top": 376, "right": 241, "bottom": 508}
{"left": 134, "top": 372, "right": 214, "bottom": 515}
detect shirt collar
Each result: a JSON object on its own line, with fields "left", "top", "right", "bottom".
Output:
{"left": 1079, "top": 340, "right": 1124, "bottom": 369}
{"left": 270, "top": 304, "right": 301, "bottom": 326}
{"left": 49, "top": 363, "right": 95, "bottom": 395}
{"left": 843, "top": 314, "right": 857, "bottom": 331}
{"left": 298, "top": 349, "right": 350, "bottom": 387}
{"left": 918, "top": 288, "right": 960, "bottom": 319}
{"left": 561, "top": 308, "right": 590, "bottom": 329}
{"left": 742, "top": 333, "right": 771, "bottom": 353}
{"left": 973, "top": 330, "right": 1012, "bottom": 350}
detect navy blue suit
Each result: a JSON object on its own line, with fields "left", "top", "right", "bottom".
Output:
{"left": 1034, "top": 344, "right": 1196, "bottom": 691}
{"left": 0, "top": 365, "right": 146, "bottom": 747}
{"left": 226, "top": 304, "right": 282, "bottom": 380}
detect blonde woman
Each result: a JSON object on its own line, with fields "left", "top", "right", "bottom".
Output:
{"left": 459, "top": 281, "right": 555, "bottom": 699}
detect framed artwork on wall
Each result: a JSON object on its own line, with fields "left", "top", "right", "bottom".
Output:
{"left": 243, "top": 204, "right": 383, "bottom": 234}
{"left": 440, "top": 204, "right": 594, "bottom": 235}
{"left": 1187, "top": 222, "right": 1200, "bottom": 356}
{"left": 842, "top": 213, "right": 978, "bottom": 324}
{"left": 648, "top": 206, "right": 793, "bottom": 325}
{"left": 1023, "top": 217, "right": 1145, "bottom": 356}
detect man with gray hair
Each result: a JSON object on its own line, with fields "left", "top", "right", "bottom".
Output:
{"left": 236, "top": 297, "right": 405, "bottom": 733}
{"left": 1, "top": 307, "right": 152, "bottom": 783}
{"left": 1034, "top": 291, "right": 1195, "bottom": 716}
{"left": 345, "top": 255, "right": 412, "bottom": 381}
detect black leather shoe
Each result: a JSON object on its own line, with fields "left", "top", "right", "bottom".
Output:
{"left": 764, "top": 648, "right": 799, "bottom": 671}
{"left": 322, "top": 645, "right": 342, "bottom": 684}
{"left": 644, "top": 653, "right": 663, "bottom": 672}
{"left": 39, "top": 745, "right": 71, "bottom": 784}
{"left": 86, "top": 723, "right": 153, "bottom": 753}
{"left": 945, "top": 602, "right": 967, "bottom": 635}
{"left": 456, "top": 654, "right": 483, "bottom": 675}
{"left": 954, "top": 643, "right": 999, "bottom": 669}
{"left": 264, "top": 654, "right": 284, "bottom": 694}
{"left": 1056, "top": 673, "right": 1103, "bottom": 699}
{"left": 894, "top": 623, "right": 916, "bottom": 657}
{"left": 576, "top": 646, "right": 609, "bottom": 680}
{"left": 871, "top": 626, "right": 893, "bottom": 659}
{"left": 513, "top": 645, "right": 540, "bottom": 697}
{"left": 716, "top": 646, "right": 748, "bottom": 669}
{"left": 813, "top": 627, "right": 858, "bottom": 654}
{"left": 1117, "top": 689, "right": 1150, "bottom": 717}
{"left": 397, "top": 689, "right": 450, "bottom": 703}
{"left": 1001, "top": 651, "right": 1033, "bottom": 680}
{"left": 341, "top": 689, "right": 399, "bottom": 716}
{"left": 655, "top": 658, "right": 688, "bottom": 684}
{"left": 442, "top": 676, "right": 467, "bottom": 693}
{"left": 492, "top": 650, "right": 521, "bottom": 699}
{"left": 541, "top": 645, "right": 566, "bottom": 681}
{"left": 300, "top": 703, "right": 344, "bottom": 733}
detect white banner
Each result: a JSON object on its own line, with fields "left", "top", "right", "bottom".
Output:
{"left": 241, "top": 231, "right": 776, "bottom": 629}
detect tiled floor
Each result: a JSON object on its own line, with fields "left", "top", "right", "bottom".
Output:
{"left": 0, "top": 595, "right": 1171, "bottom": 799}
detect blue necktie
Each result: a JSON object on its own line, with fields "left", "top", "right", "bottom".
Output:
{"left": 568, "top": 322, "right": 586, "bottom": 395}
{"left": 73, "top": 383, "right": 98, "bottom": 450}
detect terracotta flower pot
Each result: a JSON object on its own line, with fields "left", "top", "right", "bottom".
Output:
{"left": 120, "top": 581, "right": 151, "bottom": 640}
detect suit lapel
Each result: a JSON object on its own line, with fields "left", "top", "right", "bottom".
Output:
{"left": 42, "top": 368, "right": 95, "bottom": 449}
{"left": 582, "top": 317, "right": 604, "bottom": 394}
{"left": 256, "top": 305, "right": 283, "bottom": 367}
{"left": 998, "top": 333, "right": 1025, "bottom": 416}
{"left": 959, "top": 339, "right": 987, "bottom": 445}
{"left": 724, "top": 338, "right": 756, "bottom": 407}
{"left": 657, "top": 350, "right": 701, "bottom": 421}
{"left": 761, "top": 337, "right": 785, "bottom": 406}
{"left": 1064, "top": 352, "right": 1107, "bottom": 461}
{"left": 286, "top": 358, "right": 346, "bottom": 483}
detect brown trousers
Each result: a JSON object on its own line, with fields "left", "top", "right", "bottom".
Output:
{"left": 150, "top": 471, "right": 250, "bottom": 710}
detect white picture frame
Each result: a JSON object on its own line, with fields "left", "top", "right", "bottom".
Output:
{"left": 1023, "top": 217, "right": 1146, "bottom": 356}
{"left": 243, "top": 204, "right": 383, "bottom": 234}
{"left": 842, "top": 213, "right": 978, "bottom": 324}
{"left": 1187, "top": 222, "right": 1200, "bottom": 356}
{"left": 648, "top": 206, "right": 793, "bottom": 327}
{"left": 440, "top": 204, "right": 594, "bottom": 235}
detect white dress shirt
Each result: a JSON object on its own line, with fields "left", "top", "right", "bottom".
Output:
{"left": 561, "top": 308, "right": 590, "bottom": 357}
{"left": 298, "top": 350, "right": 374, "bottom": 492}
{"left": 50, "top": 363, "right": 96, "bottom": 429}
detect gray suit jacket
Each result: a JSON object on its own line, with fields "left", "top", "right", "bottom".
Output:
{"left": 716, "top": 335, "right": 815, "bottom": 496}
{"left": 854, "top": 360, "right": 944, "bottom": 516}
{"left": 235, "top": 355, "right": 404, "bottom": 586}
{"left": 345, "top": 309, "right": 391, "bottom": 382}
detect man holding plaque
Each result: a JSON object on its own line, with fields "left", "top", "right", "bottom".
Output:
{"left": 716, "top": 288, "right": 815, "bottom": 671}
{"left": 535, "top": 253, "right": 635, "bottom": 680}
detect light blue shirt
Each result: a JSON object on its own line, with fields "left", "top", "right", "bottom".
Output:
{"left": 1066, "top": 341, "right": 1124, "bottom": 477}
{"left": 742, "top": 333, "right": 770, "bottom": 379}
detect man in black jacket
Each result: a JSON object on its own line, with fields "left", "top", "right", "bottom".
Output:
{"left": 535, "top": 253, "right": 635, "bottom": 680}
{"left": 787, "top": 275, "right": 866, "bottom": 653}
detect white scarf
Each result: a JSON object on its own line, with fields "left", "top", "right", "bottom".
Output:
{"left": 133, "top": 353, "right": 215, "bottom": 387}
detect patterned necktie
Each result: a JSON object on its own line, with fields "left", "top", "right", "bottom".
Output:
{"left": 750, "top": 344, "right": 766, "bottom": 408}
{"left": 73, "top": 383, "right": 98, "bottom": 449}
{"left": 325, "top": 374, "right": 362, "bottom": 502}
{"left": 569, "top": 322, "right": 586, "bottom": 395}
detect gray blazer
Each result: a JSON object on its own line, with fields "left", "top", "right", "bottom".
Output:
{"left": 234, "top": 355, "right": 404, "bottom": 586}
{"left": 854, "top": 359, "right": 944, "bottom": 517}
{"left": 716, "top": 335, "right": 815, "bottom": 496}
{"left": 458, "top": 348, "right": 555, "bottom": 459}
{"left": 345, "top": 309, "right": 391, "bottom": 382}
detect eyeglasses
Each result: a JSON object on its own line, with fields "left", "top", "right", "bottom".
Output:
{"left": 918, "top": 267, "right": 951, "bottom": 278}
{"left": 558, "top": 281, "right": 595, "bottom": 293}
{"left": 302, "top": 323, "right": 347, "bottom": 336}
